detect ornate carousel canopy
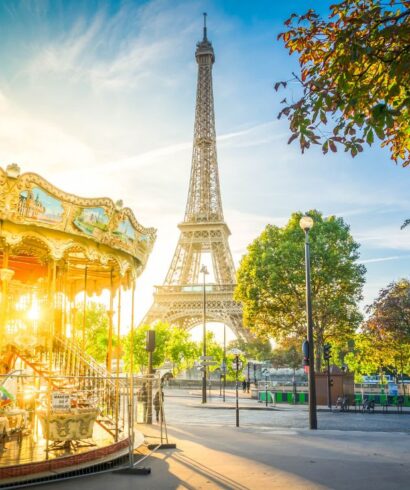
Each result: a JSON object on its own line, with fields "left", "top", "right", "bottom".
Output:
{"left": 0, "top": 164, "right": 156, "bottom": 295}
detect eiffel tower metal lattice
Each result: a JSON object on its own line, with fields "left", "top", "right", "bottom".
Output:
{"left": 142, "top": 16, "right": 248, "bottom": 339}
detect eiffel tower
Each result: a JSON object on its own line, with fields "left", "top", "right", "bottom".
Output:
{"left": 143, "top": 15, "right": 248, "bottom": 339}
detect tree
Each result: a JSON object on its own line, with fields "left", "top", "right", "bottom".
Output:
{"left": 74, "top": 302, "right": 112, "bottom": 364}
{"left": 123, "top": 322, "right": 199, "bottom": 375}
{"left": 235, "top": 210, "right": 365, "bottom": 371}
{"left": 198, "top": 332, "right": 248, "bottom": 381}
{"left": 123, "top": 323, "right": 168, "bottom": 374}
{"left": 165, "top": 327, "right": 199, "bottom": 375}
{"left": 270, "top": 341, "right": 303, "bottom": 374}
{"left": 364, "top": 279, "right": 410, "bottom": 378}
{"left": 344, "top": 280, "right": 410, "bottom": 381}
{"left": 227, "top": 337, "right": 272, "bottom": 361}
{"left": 276, "top": 0, "right": 410, "bottom": 166}
{"left": 344, "top": 333, "right": 384, "bottom": 381}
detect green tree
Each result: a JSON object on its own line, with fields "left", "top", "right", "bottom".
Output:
{"left": 364, "top": 279, "right": 410, "bottom": 378}
{"left": 276, "top": 0, "right": 410, "bottom": 166}
{"left": 74, "top": 302, "right": 112, "bottom": 364}
{"left": 345, "top": 280, "right": 410, "bottom": 381}
{"left": 166, "top": 327, "right": 200, "bottom": 375}
{"left": 270, "top": 339, "right": 303, "bottom": 374}
{"left": 344, "top": 333, "right": 384, "bottom": 381}
{"left": 123, "top": 323, "right": 170, "bottom": 374}
{"left": 227, "top": 337, "right": 272, "bottom": 361}
{"left": 123, "top": 322, "right": 199, "bottom": 375}
{"left": 197, "top": 332, "right": 247, "bottom": 381}
{"left": 202, "top": 331, "right": 224, "bottom": 371}
{"left": 235, "top": 210, "right": 365, "bottom": 371}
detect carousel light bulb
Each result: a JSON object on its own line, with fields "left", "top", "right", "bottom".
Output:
{"left": 16, "top": 296, "right": 26, "bottom": 311}
{"left": 27, "top": 302, "right": 40, "bottom": 321}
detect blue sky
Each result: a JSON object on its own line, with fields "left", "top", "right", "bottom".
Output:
{"left": 0, "top": 0, "right": 409, "bottom": 332}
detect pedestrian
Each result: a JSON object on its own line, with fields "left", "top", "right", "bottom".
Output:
{"left": 153, "top": 388, "right": 164, "bottom": 423}
{"left": 246, "top": 379, "right": 250, "bottom": 393}
{"left": 139, "top": 383, "right": 148, "bottom": 423}
{"left": 242, "top": 379, "right": 247, "bottom": 392}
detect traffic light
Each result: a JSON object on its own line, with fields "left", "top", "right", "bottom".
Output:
{"left": 324, "top": 343, "right": 332, "bottom": 361}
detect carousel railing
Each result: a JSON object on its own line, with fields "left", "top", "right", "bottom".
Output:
{"left": 52, "top": 336, "right": 126, "bottom": 438}
{"left": 8, "top": 337, "right": 127, "bottom": 439}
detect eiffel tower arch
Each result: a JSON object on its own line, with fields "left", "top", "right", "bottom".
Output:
{"left": 143, "top": 17, "right": 249, "bottom": 340}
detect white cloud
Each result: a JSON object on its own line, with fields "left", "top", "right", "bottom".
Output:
{"left": 55, "top": 121, "right": 284, "bottom": 180}
{"left": 359, "top": 255, "right": 410, "bottom": 264}
{"left": 356, "top": 227, "right": 410, "bottom": 251}
{"left": 0, "top": 89, "right": 96, "bottom": 178}
{"left": 22, "top": 0, "right": 201, "bottom": 92}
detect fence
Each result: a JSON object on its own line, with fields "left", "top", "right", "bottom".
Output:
{"left": 256, "top": 388, "right": 410, "bottom": 407}
{"left": 0, "top": 372, "right": 166, "bottom": 488}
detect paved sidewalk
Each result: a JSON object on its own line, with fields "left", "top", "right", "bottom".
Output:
{"left": 33, "top": 392, "right": 410, "bottom": 490}
{"left": 34, "top": 419, "right": 410, "bottom": 490}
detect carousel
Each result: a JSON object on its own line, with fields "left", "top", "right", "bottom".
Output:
{"left": 0, "top": 164, "right": 155, "bottom": 483}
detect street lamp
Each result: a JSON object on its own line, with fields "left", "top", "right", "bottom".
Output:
{"left": 200, "top": 264, "right": 209, "bottom": 404}
{"left": 229, "top": 348, "right": 243, "bottom": 427}
{"left": 222, "top": 323, "right": 226, "bottom": 402}
{"left": 299, "top": 215, "right": 318, "bottom": 430}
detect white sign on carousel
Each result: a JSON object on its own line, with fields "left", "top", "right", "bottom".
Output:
{"left": 52, "top": 392, "right": 70, "bottom": 411}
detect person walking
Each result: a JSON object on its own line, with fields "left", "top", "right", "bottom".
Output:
{"left": 139, "top": 383, "right": 148, "bottom": 423}
{"left": 246, "top": 379, "right": 250, "bottom": 393}
{"left": 153, "top": 388, "right": 164, "bottom": 423}
{"left": 242, "top": 379, "right": 247, "bottom": 393}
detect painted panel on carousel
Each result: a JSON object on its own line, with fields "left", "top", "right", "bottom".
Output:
{"left": 18, "top": 187, "right": 64, "bottom": 223}
{"left": 138, "top": 234, "right": 151, "bottom": 248}
{"left": 73, "top": 206, "right": 109, "bottom": 237}
{"left": 114, "top": 217, "right": 136, "bottom": 244}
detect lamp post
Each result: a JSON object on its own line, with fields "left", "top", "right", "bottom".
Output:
{"left": 200, "top": 264, "right": 209, "bottom": 404}
{"left": 300, "top": 215, "right": 317, "bottom": 430}
{"left": 222, "top": 323, "right": 226, "bottom": 402}
{"left": 262, "top": 369, "right": 269, "bottom": 407}
{"left": 229, "top": 348, "right": 243, "bottom": 427}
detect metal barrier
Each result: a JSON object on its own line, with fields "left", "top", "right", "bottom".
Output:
{"left": 0, "top": 372, "right": 167, "bottom": 488}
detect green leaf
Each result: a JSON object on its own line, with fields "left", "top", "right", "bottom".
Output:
{"left": 375, "top": 127, "right": 385, "bottom": 140}
{"left": 366, "top": 129, "right": 374, "bottom": 145}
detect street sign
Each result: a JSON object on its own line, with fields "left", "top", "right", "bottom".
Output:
{"left": 201, "top": 361, "right": 218, "bottom": 366}
{"left": 229, "top": 348, "right": 243, "bottom": 356}
{"left": 200, "top": 356, "right": 214, "bottom": 360}
{"left": 261, "top": 368, "right": 270, "bottom": 376}
{"left": 232, "top": 361, "right": 243, "bottom": 370}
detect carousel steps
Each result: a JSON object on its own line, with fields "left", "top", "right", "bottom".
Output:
{"left": 15, "top": 341, "right": 126, "bottom": 439}
{"left": 96, "top": 417, "right": 123, "bottom": 437}
{"left": 13, "top": 353, "right": 69, "bottom": 391}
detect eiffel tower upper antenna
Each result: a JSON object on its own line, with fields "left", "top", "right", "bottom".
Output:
{"left": 203, "top": 12, "right": 207, "bottom": 40}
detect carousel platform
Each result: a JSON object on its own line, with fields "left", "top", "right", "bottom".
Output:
{"left": 0, "top": 427, "right": 144, "bottom": 485}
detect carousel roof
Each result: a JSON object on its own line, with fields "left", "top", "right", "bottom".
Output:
{"left": 0, "top": 164, "right": 156, "bottom": 291}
